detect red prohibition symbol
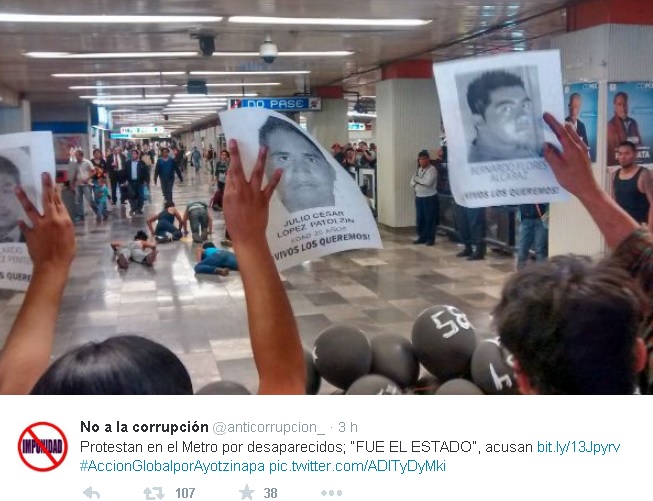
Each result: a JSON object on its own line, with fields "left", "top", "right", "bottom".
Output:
{"left": 18, "top": 422, "right": 69, "bottom": 472}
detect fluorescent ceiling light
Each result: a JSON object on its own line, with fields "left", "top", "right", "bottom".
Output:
{"left": 204, "top": 82, "right": 280, "bottom": 87}
{"left": 28, "top": 51, "right": 197, "bottom": 59}
{"left": 166, "top": 104, "right": 224, "bottom": 108}
{"left": 53, "top": 72, "right": 185, "bottom": 78}
{"left": 348, "top": 111, "right": 377, "bottom": 118}
{"left": 71, "top": 84, "right": 178, "bottom": 90}
{"left": 212, "top": 51, "right": 353, "bottom": 57}
{"left": 0, "top": 14, "right": 223, "bottom": 24}
{"left": 174, "top": 93, "right": 257, "bottom": 98}
{"left": 228, "top": 16, "right": 431, "bottom": 27}
{"left": 190, "top": 70, "right": 309, "bottom": 76}
{"left": 80, "top": 94, "right": 170, "bottom": 99}
{"left": 93, "top": 99, "right": 169, "bottom": 105}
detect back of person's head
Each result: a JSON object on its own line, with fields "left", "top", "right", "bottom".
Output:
{"left": 467, "top": 70, "right": 525, "bottom": 118}
{"left": 164, "top": 201, "right": 175, "bottom": 209}
{"left": 202, "top": 242, "right": 216, "bottom": 249}
{"left": 134, "top": 230, "right": 148, "bottom": 241}
{"left": 30, "top": 335, "right": 193, "bottom": 395}
{"left": 494, "top": 255, "right": 646, "bottom": 395}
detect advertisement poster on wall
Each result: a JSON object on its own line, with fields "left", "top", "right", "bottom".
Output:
{"left": 564, "top": 82, "right": 599, "bottom": 163}
{"left": 607, "top": 82, "right": 653, "bottom": 167}
{"left": 53, "top": 134, "right": 85, "bottom": 165}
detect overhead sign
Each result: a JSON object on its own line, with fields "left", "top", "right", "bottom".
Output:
{"left": 110, "top": 133, "right": 130, "bottom": 139}
{"left": 229, "top": 97, "right": 322, "bottom": 112}
{"left": 348, "top": 122, "right": 366, "bottom": 131}
{"left": 120, "top": 126, "right": 165, "bottom": 135}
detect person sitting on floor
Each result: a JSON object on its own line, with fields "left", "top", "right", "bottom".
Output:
{"left": 147, "top": 201, "right": 183, "bottom": 242}
{"left": 182, "top": 200, "right": 213, "bottom": 243}
{"left": 110, "top": 230, "right": 158, "bottom": 269}
{"left": 194, "top": 242, "right": 238, "bottom": 276}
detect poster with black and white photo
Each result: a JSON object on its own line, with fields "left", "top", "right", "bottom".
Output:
{"left": 0, "top": 132, "right": 56, "bottom": 291}
{"left": 219, "top": 108, "right": 382, "bottom": 271}
{"left": 434, "top": 50, "right": 569, "bottom": 208}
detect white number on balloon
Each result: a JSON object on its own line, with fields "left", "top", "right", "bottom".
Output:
{"left": 430, "top": 307, "right": 473, "bottom": 338}
{"left": 490, "top": 363, "right": 513, "bottom": 391}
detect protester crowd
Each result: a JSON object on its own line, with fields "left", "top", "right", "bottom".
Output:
{"left": 0, "top": 116, "right": 651, "bottom": 396}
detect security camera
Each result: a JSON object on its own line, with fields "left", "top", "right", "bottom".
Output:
{"left": 259, "top": 35, "right": 278, "bottom": 64}
{"left": 198, "top": 35, "right": 216, "bottom": 57}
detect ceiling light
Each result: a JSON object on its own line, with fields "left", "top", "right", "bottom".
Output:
{"left": 92, "top": 99, "right": 169, "bottom": 105}
{"left": 54, "top": 72, "right": 185, "bottom": 78}
{"left": 190, "top": 70, "right": 309, "bottom": 76}
{"left": 0, "top": 14, "right": 223, "bottom": 24}
{"left": 228, "top": 16, "right": 431, "bottom": 27}
{"left": 70, "top": 84, "right": 178, "bottom": 90}
{"left": 205, "top": 82, "right": 280, "bottom": 87}
{"left": 348, "top": 111, "right": 377, "bottom": 118}
{"left": 174, "top": 93, "right": 257, "bottom": 98}
{"left": 166, "top": 103, "right": 224, "bottom": 108}
{"left": 27, "top": 51, "right": 197, "bottom": 59}
{"left": 211, "top": 51, "right": 353, "bottom": 57}
{"left": 80, "top": 94, "right": 170, "bottom": 99}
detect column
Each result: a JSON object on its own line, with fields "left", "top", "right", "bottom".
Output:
{"left": 548, "top": 0, "right": 653, "bottom": 257}
{"left": 306, "top": 86, "right": 348, "bottom": 151}
{"left": 376, "top": 61, "right": 440, "bottom": 228}
{"left": 0, "top": 100, "right": 31, "bottom": 134}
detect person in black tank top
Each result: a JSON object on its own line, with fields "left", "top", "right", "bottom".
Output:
{"left": 613, "top": 141, "right": 653, "bottom": 228}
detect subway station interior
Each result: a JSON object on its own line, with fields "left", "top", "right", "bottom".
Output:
{"left": 0, "top": 0, "right": 652, "bottom": 396}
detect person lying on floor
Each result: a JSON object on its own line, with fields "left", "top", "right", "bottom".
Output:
{"left": 110, "top": 230, "right": 158, "bottom": 269}
{"left": 194, "top": 242, "right": 238, "bottom": 276}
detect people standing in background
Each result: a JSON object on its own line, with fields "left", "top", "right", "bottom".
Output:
{"left": 90, "top": 149, "right": 106, "bottom": 178}
{"left": 368, "top": 143, "right": 378, "bottom": 168}
{"left": 612, "top": 141, "right": 653, "bottom": 231}
{"left": 191, "top": 146, "right": 202, "bottom": 178}
{"left": 356, "top": 141, "right": 376, "bottom": 168}
{"left": 516, "top": 203, "right": 548, "bottom": 270}
{"left": 106, "top": 146, "right": 128, "bottom": 205}
{"left": 410, "top": 150, "right": 438, "bottom": 247}
{"left": 126, "top": 149, "right": 149, "bottom": 216}
{"left": 342, "top": 147, "right": 357, "bottom": 179}
{"left": 206, "top": 145, "right": 216, "bottom": 184}
{"left": 154, "top": 147, "right": 183, "bottom": 204}
{"left": 93, "top": 176, "right": 109, "bottom": 222}
{"left": 71, "top": 150, "right": 96, "bottom": 222}
{"left": 215, "top": 149, "right": 230, "bottom": 208}
{"left": 455, "top": 204, "right": 486, "bottom": 261}
{"left": 332, "top": 143, "right": 345, "bottom": 165}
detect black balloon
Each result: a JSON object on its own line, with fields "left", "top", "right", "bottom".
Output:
{"left": 304, "top": 348, "right": 322, "bottom": 395}
{"left": 412, "top": 305, "right": 477, "bottom": 381}
{"left": 195, "top": 381, "right": 251, "bottom": 395}
{"left": 346, "top": 375, "right": 402, "bottom": 395}
{"left": 471, "top": 339, "right": 518, "bottom": 395}
{"left": 435, "top": 379, "right": 484, "bottom": 395}
{"left": 411, "top": 374, "right": 441, "bottom": 395}
{"left": 313, "top": 325, "right": 372, "bottom": 390}
{"left": 370, "top": 334, "right": 420, "bottom": 388}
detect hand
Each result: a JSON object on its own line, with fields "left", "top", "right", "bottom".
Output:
{"left": 223, "top": 140, "right": 281, "bottom": 247}
{"left": 15, "top": 172, "right": 75, "bottom": 274}
{"left": 543, "top": 113, "right": 601, "bottom": 201}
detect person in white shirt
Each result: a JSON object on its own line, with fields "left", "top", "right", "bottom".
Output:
{"left": 71, "top": 150, "right": 96, "bottom": 221}
{"left": 410, "top": 150, "right": 438, "bottom": 246}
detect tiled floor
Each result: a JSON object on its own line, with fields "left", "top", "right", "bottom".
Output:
{"left": 0, "top": 174, "right": 518, "bottom": 393}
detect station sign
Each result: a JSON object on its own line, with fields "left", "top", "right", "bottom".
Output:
{"left": 229, "top": 97, "right": 322, "bottom": 112}
{"left": 120, "top": 126, "right": 165, "bottom": 135}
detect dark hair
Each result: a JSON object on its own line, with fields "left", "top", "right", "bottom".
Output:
{"left": 134, "top": 230, "right": 148, "bottom": 241}
{"left": 220, "top": 149, "right": 230, "bottom": 159}
{"left": 0, "top": 156, "right": 20, "bottom": 184}
{"left": 614, "top": 91, "right": 629, "bottom": 103}
{"left": 202, "top": 242, "right": 216, "bottom": 249}
{"left": 92, "top": 148, "right": 102, "bottom": 156}
{"left": 164, "top": 201, "right": 175, "bottom": 209}
{"left": 30, "top": 335, "right": 193, "bottom": 395}
{"left": 494, "top": 256, "right": 645, "bottom": 395}
{"left": 467, "top": 70, "right": 526, "bottom": 117}
{"left": 618, "top": 141, "right": 637, "bottom": 152}
{"left": 418, "top": 150, "right": 430, "bottom": 159}
{"left": 259, "top": 116, "right": 321, "bottom": 157}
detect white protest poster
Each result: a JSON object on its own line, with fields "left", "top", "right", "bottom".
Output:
{"left": 434, "top": 50, "right": 568, "bottom": 208}
{"left": 0, "top": 131, "right": 56, "bottom": 291}
{"left": 219, "top": 108, "right": 382, "bottom": 271}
